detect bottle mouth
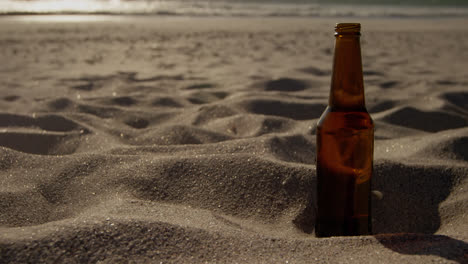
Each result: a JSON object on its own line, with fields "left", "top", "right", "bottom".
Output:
{"left": 335, "top": 23, "right": 361, "bottom": 35}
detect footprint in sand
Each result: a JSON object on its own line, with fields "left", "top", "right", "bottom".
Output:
{"left": 363, "top": 70, "right": 384, "bottom": 76}
{"left": 436, "top": 80, "right": 458, "bottom": 86}
{"left": 368, "top": 100, "right": 397, "bottom": 113}
{"left": 185, "top": 83, "right": 215, "bottom": 90}
{"left": 188, "top": 91, "right": 229, "bottom": 105}
{"left": 298, "top": 66, "right": 331, "bottom": 77}
{"left": 241, "top": 99, "right": 326, "bottom": 121}
{"left": 379, "top": 80, "right": 399, "bottom": 89}
{"left": 124, "top": 117, "right": 149, "bottom": 129}
{"left": 0, "top": 113, "right": 88, "bottom": 155}
{"left": 152, "top": 97, "right": 183, "bottom": 108}
{"left": 381, "top": 106, "right": 467, "bottom": 132}
{"left": 71, "top": 82, "right": 94, "bottom": 91}
{"left": 443, "top": 91, "right": 468, "bottom": 111}
{"left": 3, "top": 95, "right": 20, "bottom": 102}
{"left": 264, "top": 78, "right": 309, "bottom": 92}
{"left": 47, "top": 97, "right": 73, "bottom": 111}
{"left": 192, "top": 105, "right": 237, "bottom": 125}
{"left": 111, "top": 96, "right": 137, "bottom": 107}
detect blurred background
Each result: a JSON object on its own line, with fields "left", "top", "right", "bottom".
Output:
{"left": 1, "top": 0, "right": 468, "bottom": 18}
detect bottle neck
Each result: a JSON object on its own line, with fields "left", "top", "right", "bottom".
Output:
{"left": 329, "top": 33, "right": 366, "bottom": 111}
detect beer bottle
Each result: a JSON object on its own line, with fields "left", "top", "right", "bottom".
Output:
{"left": 315, "top": 23, "right": 374, "bottom": 237}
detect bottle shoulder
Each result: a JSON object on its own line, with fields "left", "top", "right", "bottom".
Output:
{"left": 317, "top": 106, "right": 373, "bottom": 131}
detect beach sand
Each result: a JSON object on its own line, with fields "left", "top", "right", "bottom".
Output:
{"left": 0, "top": 16, "right": 467, "bottom": 263}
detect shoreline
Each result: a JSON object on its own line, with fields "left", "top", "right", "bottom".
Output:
{"left": 0, "top": 15, "right": 468, "bottom": 34}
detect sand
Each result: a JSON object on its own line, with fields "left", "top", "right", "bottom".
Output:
{"left": 0, "top": 16, "right": 467, "bottom": 263}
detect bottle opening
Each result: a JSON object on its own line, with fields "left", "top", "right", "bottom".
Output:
{"left": 335, "top": 23, "right": 361, "bottom": 35}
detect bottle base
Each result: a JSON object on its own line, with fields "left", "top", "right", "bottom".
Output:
{"left": 315, "top": 216, "right": 371, "bottom": 237}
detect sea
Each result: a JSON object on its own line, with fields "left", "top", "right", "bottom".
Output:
{"left": 1, "top": 0, "right": 468, "bottom": 18}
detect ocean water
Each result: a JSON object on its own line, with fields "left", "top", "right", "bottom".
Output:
{"left": 1, "top": 0, "right": 468, "bottom": 18}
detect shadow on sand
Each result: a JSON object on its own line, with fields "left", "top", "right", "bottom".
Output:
{"left": 294, "top": 161, "right": 468, "bottom": 263}
{"left": 372, "top": 162, "right": 468, "bottom": 263}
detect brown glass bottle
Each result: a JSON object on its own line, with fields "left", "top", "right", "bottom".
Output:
{"left": 315, "top": 23, "right": 374, "bottom": 237}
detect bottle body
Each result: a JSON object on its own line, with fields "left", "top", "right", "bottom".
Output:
{"left": 315, "top": 23, "right": 374, "bottom": 237}
{"left": 315, "top": 107, "right": 373, "bottom": 237}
